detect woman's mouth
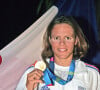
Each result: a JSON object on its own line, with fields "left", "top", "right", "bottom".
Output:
{"left": 58, "top": 48, "right": 67, "bottom": 52}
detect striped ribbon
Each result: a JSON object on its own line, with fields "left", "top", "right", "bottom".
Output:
{"left": 43, "top": 57, "right": 75, "bottom": 86}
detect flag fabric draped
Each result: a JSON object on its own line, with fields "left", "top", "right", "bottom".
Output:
{"left": 0, "top": 6, "right": 58, "bottom": 90}
{"left": 54, "top": 0, "right": 100, "bottom": 65}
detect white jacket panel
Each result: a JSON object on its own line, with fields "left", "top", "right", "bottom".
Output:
{"left": 16, "top": 59, "right": 100, "bottom": 90}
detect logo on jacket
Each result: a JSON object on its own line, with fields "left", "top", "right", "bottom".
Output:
{"left": 78, "top": 86, "right": 86, "bottom": 90}
{"left": 41, "top": 85, "right": 50, "bottom": 90}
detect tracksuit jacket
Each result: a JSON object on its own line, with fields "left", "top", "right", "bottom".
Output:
{"left": 16, "top": 59, "right": 100, "bottom": 90}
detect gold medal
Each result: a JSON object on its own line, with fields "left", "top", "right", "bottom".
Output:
{"left": 35, "top": 60, "right": 46, "bottom": 71}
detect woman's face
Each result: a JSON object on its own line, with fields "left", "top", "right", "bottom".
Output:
{"left": 49, "top": 23, "right": 77, "bottom": 60}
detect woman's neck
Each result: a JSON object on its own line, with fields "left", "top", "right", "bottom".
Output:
{"left": 54, "top": 56, "right": 73, "bottom": 67}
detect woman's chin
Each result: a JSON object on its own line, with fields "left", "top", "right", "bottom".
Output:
{"left": 55, "top": 53, "right": 73, "bottom": 60}
{"left": 56, "top": 55, "right": 69, "bottom": 59}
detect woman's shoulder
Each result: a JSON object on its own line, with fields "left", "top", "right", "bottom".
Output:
{"left": 21, "top": 63, "right": 35, "bottom": 76}
{"left": 75, "top": 59, "right": 100, "bottom": 74}
{"left": 25, "top": 64, "right": 35, "bottom": 73}
{"left": 84, "top": 62, "right": 99, "bottom": 72}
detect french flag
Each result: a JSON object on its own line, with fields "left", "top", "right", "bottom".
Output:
{"left": 0, "top": 6, "right": 58, "bottom": 90}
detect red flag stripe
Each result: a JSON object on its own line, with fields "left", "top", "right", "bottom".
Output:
{"left": 0, "top": 55, "right": 2, "bottom": 64}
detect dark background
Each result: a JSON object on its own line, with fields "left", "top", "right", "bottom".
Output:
{"left": 0, "top": 0, "right": 56, "bottom": 49}
{"left": 0, "top": 0, "right": 100, "bottom": 49}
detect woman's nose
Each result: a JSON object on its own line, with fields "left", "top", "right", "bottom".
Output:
{"left": 59, "top": 39, "right": 65, "bottom": 45}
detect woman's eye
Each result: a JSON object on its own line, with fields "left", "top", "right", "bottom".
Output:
{"left": 65, "top": 37, "right": 71, "bottom": 40}
{"left": 54, "top": 37, "right": 59, "bottom": 40}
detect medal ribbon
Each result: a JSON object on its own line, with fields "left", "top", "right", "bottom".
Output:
{"left": 43, "top": 57, "right": 75, "bottom": 86}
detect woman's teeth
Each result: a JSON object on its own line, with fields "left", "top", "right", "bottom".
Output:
{"left": 59, "top": 49, "right": 67, "bottom": 51}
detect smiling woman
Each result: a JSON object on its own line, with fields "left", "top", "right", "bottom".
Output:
{"left": 42, "top": 16, "right": 88, "bottom": 61}
{"left": 49, "top": 23, "right": 76, "bottom": 66}
{"left": 16, "top": 16, "right": 100, "bottom": 90}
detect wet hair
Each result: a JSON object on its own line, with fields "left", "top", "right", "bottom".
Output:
{"left": 41, "top": 16, "right": 89, "bottom": 61}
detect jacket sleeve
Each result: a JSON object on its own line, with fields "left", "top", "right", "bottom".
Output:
{"left": 97, "top": 72, "right": 100, "bottom": 90}
{"left": 15, "top": 67, "right": 35, "bottom": 90}
{"left": 88, "top": 68, "right": 100, "bottom": 90}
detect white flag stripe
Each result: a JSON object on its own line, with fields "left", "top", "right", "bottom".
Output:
{"left": 0, "top": 6, "right": 58, "bottom": 90}
{"left": 0, "top": 6, "right": 58, "bottom": 61}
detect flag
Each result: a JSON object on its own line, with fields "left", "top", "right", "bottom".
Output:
{"left": 0, "top": 6, "right": 58, "bottom": 90}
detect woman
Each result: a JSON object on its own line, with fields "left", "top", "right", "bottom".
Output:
{"left": 16, "top": 16, "right": 100, "bottom": 90}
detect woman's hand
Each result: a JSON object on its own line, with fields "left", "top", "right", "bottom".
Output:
{"left": 26, "top": 69, "right": 44, "bottom": 90}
